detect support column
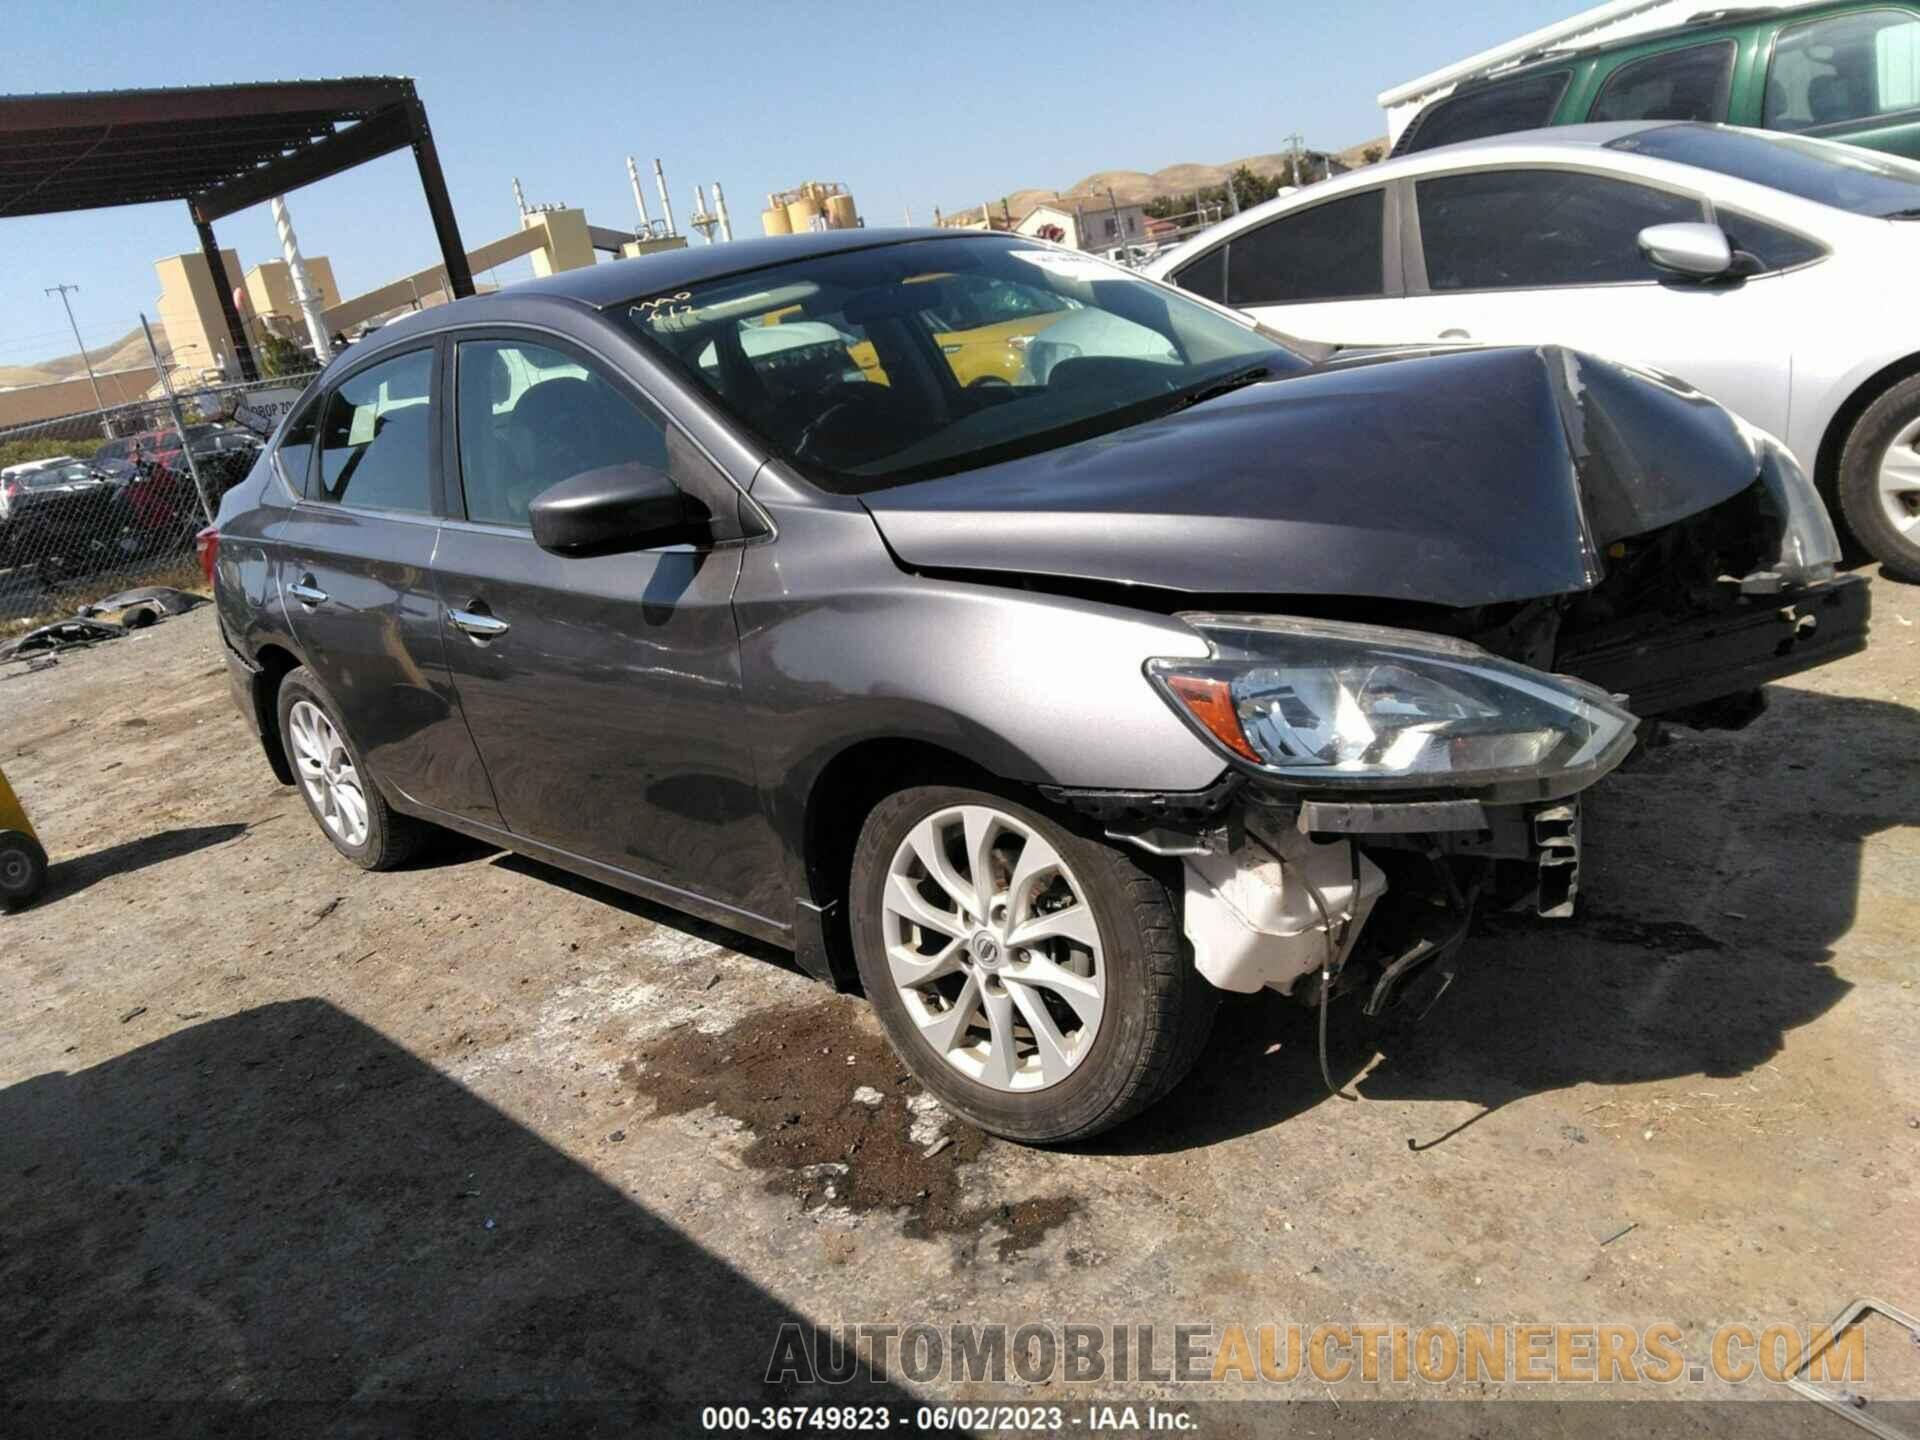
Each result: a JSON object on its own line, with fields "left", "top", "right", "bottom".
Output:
{"left": 272, "top": 195, "right": 334, "bottom": 361}
{"left": 406, "top": 97, "right": 474, "bottom": 299}
{"left": 190, "top": 209, "right": 258, "bottom": 382}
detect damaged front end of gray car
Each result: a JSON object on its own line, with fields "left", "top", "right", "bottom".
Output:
{"left": 1012, "top": 355, "right": 1871, "bottom": 1045}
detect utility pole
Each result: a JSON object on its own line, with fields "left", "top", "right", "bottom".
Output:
{"left": 45, "top": 283, "right": 108, "bottom": 424}
{"left": 1282, "top": 132, "right": 1305, "bottom": 187}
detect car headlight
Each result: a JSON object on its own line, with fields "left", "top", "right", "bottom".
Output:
{"left": 1147, "top": 615, "right": 1639, "bottom": 801}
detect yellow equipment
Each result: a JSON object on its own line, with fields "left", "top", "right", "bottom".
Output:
{"left": 0, "top": 763, "right": 48, "bottom": 909}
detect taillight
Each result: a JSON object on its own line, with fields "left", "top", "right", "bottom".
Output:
{"left": 195, "top": 526, "right": 219, "bottom": 585}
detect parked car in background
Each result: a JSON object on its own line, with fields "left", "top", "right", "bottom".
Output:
{"left": 1146, "top": 121, "right": 1920, "bottom": 578}
{"left": 211, "top": 230, "right": 1867, "bottom": 1143}
{"left": 1394, "top": 0, "right": 1920, "bottom": 159}
{"left": 0, "top": 456, "right": 81, "bottom": 524}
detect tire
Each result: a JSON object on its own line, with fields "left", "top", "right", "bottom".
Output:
{"left": 1837, "top": 374, "right": 1920, "bottom": 582}
{"left": 275, "top": 666, "right": 430, "bottom": 871}
{"left": 0, "top": 829, "right": 49, "bottom": 910}
{"left": 850, "top": 783, "right": 1217, "bottom": 1145}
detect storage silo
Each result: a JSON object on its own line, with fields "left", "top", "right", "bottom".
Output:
{"left": 785, "top": 195, "right": 824, "bottom": 233}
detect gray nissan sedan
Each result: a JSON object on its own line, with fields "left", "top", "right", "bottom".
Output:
{"left": 209, "top": 229, "right": 1869, "bottom": 1143}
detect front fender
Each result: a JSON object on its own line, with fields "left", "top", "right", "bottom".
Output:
{"left": 735, "top": 501, "right": 1225, "bottom": 897}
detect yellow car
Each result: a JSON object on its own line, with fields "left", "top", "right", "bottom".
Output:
{"left": 760, "top": 276, "right": 1072, "bottom": 389}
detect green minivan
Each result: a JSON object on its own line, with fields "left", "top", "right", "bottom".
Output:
{"left": 1394, "top": 1, "right": 1920, "bottom": 159}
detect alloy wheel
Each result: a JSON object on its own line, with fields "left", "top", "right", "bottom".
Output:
{"left": 1878, "top": 415, "right": 1920, "bottom": 538}
{"left": 881, "top": 804, "right": 1106, "bottom": 1092}
{"left": 287, "top": 699, "right": 370, "bottom": 849}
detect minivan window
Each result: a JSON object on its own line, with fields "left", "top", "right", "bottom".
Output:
{"left": 1764, "top": 9, "right": 1920, "bottom": 131}
{"left": 1226, "top": 190, "right": 1386, "bottom": 306}
{"left": 310, "top": 349, "right": 434, "bottom": 513}
{"left": 1417, "top": 168, "right": 1703, "bottom": 290}
{"left": 455, "top": 339, "right": 671, "bottom": 527}
{"left": 1589, "top": 40, "right": 1736, "bottom": 123}
{"left": 621, "top": 234, "right": 1303, "bottom": 494}
{"left": 1609, "top": 122, "right": 1920, "bottom": 215}
{"left": 1400, "top": 69, "right": 1573, "bottom": 153}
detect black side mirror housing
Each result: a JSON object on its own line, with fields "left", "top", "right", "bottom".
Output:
{"left": 529, "top": 463, "right": 706, "bottom": 557}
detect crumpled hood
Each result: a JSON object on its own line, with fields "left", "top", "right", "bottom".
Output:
{"left": 861, "top": 345, "right": 1761, "bottom": 609}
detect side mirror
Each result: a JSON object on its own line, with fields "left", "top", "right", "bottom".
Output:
{"left": 1637, "top": 221, "right": 1734, "bottom": 279}
{"left": 528, "top": 462, "right": 703, "bottom": 556}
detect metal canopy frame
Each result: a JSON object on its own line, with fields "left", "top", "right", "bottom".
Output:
{"left": 0, "top": 77, "right": 474, "bottom": 382}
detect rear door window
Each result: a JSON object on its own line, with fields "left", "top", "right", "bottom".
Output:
{"left": 1417, "top": 168, "right": 1704, "bottom": 290}
{"left": 310, "top": 348, "right": 435, "bottom": 514}
{"left": 1170, "top": 244, "right": 1227, "bottom": 303}
{"left": 1765, "top": 9, "right": 1920, "bottom": 131}
{"left": 1400, "top": 70, "right": 1573, "bottom": 153}
{"left": 1225, "top": 189, "right": 1386, "bottom": 306}
{"left": 1715, "top": 209, "right": 1827, "bottom": 272}
{"left": 1589, "top": 40, "right": 1737, "bottom": 123}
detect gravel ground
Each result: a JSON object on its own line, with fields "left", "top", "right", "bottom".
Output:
{"left": 1, "top": 577, "right": 1916, "bottom": 1435}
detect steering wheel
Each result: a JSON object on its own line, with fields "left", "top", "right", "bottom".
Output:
{"left": 791, "top": 383, "right": 915, "bottom": 465}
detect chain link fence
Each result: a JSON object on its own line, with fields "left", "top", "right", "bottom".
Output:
{"left": 0, "top": 372, "right": 317, "bottom": 634}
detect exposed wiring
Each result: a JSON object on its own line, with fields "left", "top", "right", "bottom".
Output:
{"left": 1295, "top": 863, "right": 1361, "bottom": 1103}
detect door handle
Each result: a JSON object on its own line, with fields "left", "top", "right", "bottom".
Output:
{"left": 286, "top": 577, "right": 329, "bottom": 607}
{"left": 1439, "top": 328, "right": 1472, "bottom": 341}
{"left": 449, "top": 604, "right": 510, "bottom": 641}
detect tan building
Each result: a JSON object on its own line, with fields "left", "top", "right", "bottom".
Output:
{"left": 242, "top": 257, "right": 342, "bottom": 337}
{"left": 154, "top": 248, "right": 251, "bottom": 383}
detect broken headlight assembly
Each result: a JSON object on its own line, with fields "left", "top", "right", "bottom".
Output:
{"left": 1741, "top": 422, "right": 1841, "bottom": 590}
{"left": 1147, "top": 615, "right": 1638, "bottom": 803}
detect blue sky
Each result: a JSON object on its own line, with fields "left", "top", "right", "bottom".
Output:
{"left": 3, "top": 0, "right": 1572, "bottom": 369}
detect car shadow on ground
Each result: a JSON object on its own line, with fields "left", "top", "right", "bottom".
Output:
{"left": 26, "top": 822, "right": 248, "bottom": 908}
{"left": 0, "top": 997, "right": 916, "bottom": 1431}
{"left": 1089, "top": 684, "right": 1918, "bottom": 1157}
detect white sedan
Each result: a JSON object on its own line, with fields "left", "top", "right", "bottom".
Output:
{"left": 1145, "top": 122, "right": 1920, "bottom": 579}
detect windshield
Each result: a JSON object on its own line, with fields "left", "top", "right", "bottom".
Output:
{"left": 618, "top": 234, "right": 1306, "bottom": 493}
{"left": 1608, "top": 123, "right": 1920, "bottom": 217}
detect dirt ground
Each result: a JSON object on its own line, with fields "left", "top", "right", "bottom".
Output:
{"left": 1, "top": 576, "right": 1916, "bottom": 1436}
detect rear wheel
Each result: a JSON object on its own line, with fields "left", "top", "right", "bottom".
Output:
{"left": 1838, "top": 375, "right": 1920, "bottom": 582}
{"left": 276, "top": 667, "right": 429, "bottom": 871}
{"left": 850, "top": 784, "right": 1216, "bottom": 1144}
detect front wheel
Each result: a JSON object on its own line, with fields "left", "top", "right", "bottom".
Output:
{"left": 1838, "top": 374, "right": 1920, "bottom": 582}
{"left": 850, "top": 784, "right": 1216, "bottom": 1144}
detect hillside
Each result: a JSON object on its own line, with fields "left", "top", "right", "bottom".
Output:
{"left": 0, "top": 323, "right": 165, "bottom": 392}
{"left": 947, "top": 140, "right": 1389, "bottom": 225}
